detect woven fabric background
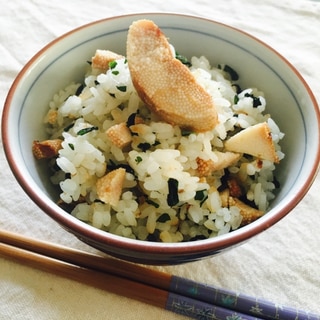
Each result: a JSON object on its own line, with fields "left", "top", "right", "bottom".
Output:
{"left": 0, "top": 0, "right": 319, "bottom": 319}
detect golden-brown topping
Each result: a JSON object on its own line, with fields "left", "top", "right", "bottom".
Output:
{"left": 229, "top": 197, "right": 263, "bottom": 226}
{"left": 91, "top": 49, "right": 124, "bottom": 72}
{"left": 133, "top": 115, "right": 144, "bottom": 125}
{"left": 227, "top": 177, "right": 243, "bottom": 198}
{"left": 196, "top": 157, "right": 214, "bottom": 177}
{"left": 44, "top": 109, "right": 58, "bottom": 125}
{"left": 225, "top": 122, "right": 279, "bottom": 163}
{"left": 126, "top": 19, "right": 218, "bottom": 132}
{"left": 32, "top": 139, "right": 62, "bottom": 159}
{"left": 196, "top": 151, "right": 241, "bottom": 177}
{"left": 96, "top": 168, "right": 126, "bottom": 206}
{"left": 129, "top": 123, "right": 151, "bottom": 136}
{"left": 106, "top": 122, "right": 132, "bottom": 149}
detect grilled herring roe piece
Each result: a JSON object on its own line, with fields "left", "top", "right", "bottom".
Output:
{"left": 91, "top": 49, "right": 124, "bottom": 73}
{"left": 126, "top": 19, "right": 218, "bottom": 132}
{"left": 106, "top": 122, "right": 132, "bottom": 149}
{"left": 229, "top": 196, "right": 263, "bottom": 226}
{"left": 96, "top": 168, "right": 126, "bottom": 207}
{"left": 196, "top": 151, "right": 241, "bottom": 177}
{"left": 32, "top": 139, "right": 62, "bottom": 159}
{"left": 219, "top": 188, "right": 263, "bottom": 226}
{"left": 225, "top": 122, "right": 279, "bottom": 163}
{"left": 227, "top": 177, "right": 243, "bottom": 198}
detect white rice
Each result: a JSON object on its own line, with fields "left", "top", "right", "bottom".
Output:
{"left": 44, "top": 50, "right": 284, "bottom": 242}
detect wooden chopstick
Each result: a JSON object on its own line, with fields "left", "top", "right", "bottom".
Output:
{"left": 0, "top": 232, "right": 260, "bottom": 320}
{"left": 0, "top": 229, "right": 319, "bottom": 320}
{"left": 0, "top": 228, "right": 170, "bottom": 290}
{"left": 0, "top": 241, "right": 168, "bottom": 308}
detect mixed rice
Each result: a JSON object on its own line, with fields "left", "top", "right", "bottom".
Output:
{"left": 34, "top": 47, "right": 284, "bottom": 242}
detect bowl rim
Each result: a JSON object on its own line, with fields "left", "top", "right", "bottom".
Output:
{"left": 2, "top": 12, "right": 320, "bottom": 259}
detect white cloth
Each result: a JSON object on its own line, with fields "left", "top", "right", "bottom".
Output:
{"left": 0, "top": 0, "right": 319, "bottom": 319}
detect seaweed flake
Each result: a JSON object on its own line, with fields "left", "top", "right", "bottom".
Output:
{"left": 218, "top": 64, "right": 239, "bottom": 81}
{"left": 127, "top": 112, "right": 138, "bottom": 127}
{"left": 63, "top": 122, "right": 75, "bottom": 132}
{"left": 167, "top": 178, "right": 179, "bottom": 206}
{"left": 75, "top": 84, "right": 84, "bottom": 96}
{"left": 135, "top": 156, "right": 142, "bottom": 164}
{"left": 137, "top": 142, "right": 151, "bottom": 152}
{"left": 232, "top": 83, "right": 242, "bottom": 94}
{"left": 107, "top": 161, "right": 135, "bottom": 175}
{"left": 244, "top": 92, "right": 261, "bottom": 108}
{"left": 175, "top": 52, "right": 192, "bottom": 67}
{"left": 194, "top": 189, "right": 208, "bottom": 207}
{"left": 77, "top": 126, "right": 98, "bottom": 136}
{"left": 116, "top": 85, "right": 127, "bottom": 92}
{"left": 157, "top": 213, "right": 171, "bottom": 223}
{"left": 147, "top": 199, "right": 160, "bottom": 208}
{"left": 109, "top": 60, "right": 117, "bottom": 69}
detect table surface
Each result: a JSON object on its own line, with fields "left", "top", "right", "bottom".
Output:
{"left": 1, "top": 0, "right": 320, "bottom": 319}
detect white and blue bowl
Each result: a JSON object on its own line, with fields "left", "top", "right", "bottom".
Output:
{"left": 2, "top": 13, "right": 320, "bottom": 264}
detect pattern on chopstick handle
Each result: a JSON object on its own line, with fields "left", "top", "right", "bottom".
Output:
{"left": 169, "top": 276, "right": 320, "bottom": 320}
{"left": 166, "top": 292, "right": 260, "bottom": 320}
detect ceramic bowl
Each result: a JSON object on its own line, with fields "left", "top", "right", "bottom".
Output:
{"left": 2, "top": 13, "right": 320, "bottom": 264}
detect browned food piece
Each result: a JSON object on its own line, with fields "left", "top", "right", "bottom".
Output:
{"left": 91, "top": 49, "right": 124, "bottom": 72}
{"left": 196, "top": 151, "right": 241, "bottom": 177}
{"left": 128, "top": 123, "right": 150, "bottom": 136}
{"left": 126, "top": 19, "right": 218, "bottom": 132}
{"left": 227, "top": 177, "right": 243, "bottom": 198}
{"left": 196, "top": 158, "right": 213, "bottom": 177}
{"left": 96, "top": 168, "right": 126, "bottom": 206}
{"left": 219, "top": 188, "right": 263, "bottom": 226}
{"left": 44, "top": 109, "right": 58, "bottom": 125}
{"left": 225, "top": 122, "right": 279, "bottom": 163}
{"left": 32, "top": 139, "right": 62, "bottom": 159}
{"left": 106, "top": 122, "right": 132, "bottom": 149}
{"left": 132, "top": 115, "right": 144, "bottom": 125}
{"left": 229, "top": 197, "right": 264, "bottom": 226}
